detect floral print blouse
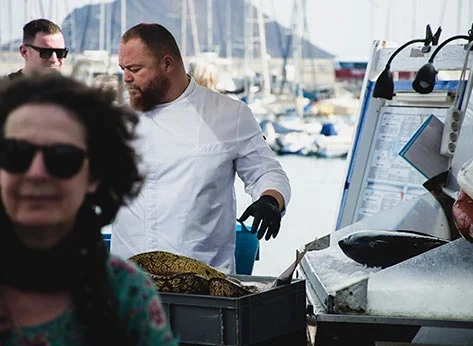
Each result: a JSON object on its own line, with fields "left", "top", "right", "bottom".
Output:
{"left": 1, "top": 256, "right": 178, "bottom": 346}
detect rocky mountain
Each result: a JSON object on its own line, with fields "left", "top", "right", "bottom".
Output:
{"left": 60, "top": 0, "right": 333, "bottom": 59}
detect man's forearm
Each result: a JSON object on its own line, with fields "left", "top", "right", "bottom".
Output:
{"left": 260, "top": 189, "right": 285, "bottom": 211}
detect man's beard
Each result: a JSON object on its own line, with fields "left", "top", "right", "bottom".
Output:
{"left": 127, "top": 75, "right": 171, "bottom": 112}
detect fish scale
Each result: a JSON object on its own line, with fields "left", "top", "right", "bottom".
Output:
{"left": 129, "top": 251, "right": 254, "bottom": 297}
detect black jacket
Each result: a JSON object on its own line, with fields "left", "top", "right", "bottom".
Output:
{"left": 7, "top": 69, "right": 24, "bottom": 80}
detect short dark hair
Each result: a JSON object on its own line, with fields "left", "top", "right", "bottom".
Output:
{"left": 23, "top": 18, "right": 63, "bottom": 43}
{"left": 0, "top": 73, "right": 143, "bottom": 225}
{"left": 121, "top": 23, "right": 183, "bottom": 62}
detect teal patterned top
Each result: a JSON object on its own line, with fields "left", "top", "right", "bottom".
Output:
{"left": 2, "top": 256, "right": 178, "bottom": 346}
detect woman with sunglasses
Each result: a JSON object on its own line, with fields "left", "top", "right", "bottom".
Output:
{"left": 0, "top": 75, "right": 178, "bottom": 345}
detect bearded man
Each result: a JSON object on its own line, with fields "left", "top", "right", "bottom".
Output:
{"left": 113, "top": 23, "right": 291, "bottom": 274}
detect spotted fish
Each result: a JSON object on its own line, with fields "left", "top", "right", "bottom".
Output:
{"left": 129, "top": 251, "right": 253, "bottom": 297}
{"left": 129, "top": 251, "right": 227, "bottom": 279}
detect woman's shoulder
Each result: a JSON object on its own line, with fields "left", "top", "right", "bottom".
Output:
{"left": 106, "top": 257, "right": 178, "bottom": 345}
{"left": 106, "top": 254, "right": 154, "bottom": 287}
{"left": 105, "top": 256, "right": 161, "bottom": 325}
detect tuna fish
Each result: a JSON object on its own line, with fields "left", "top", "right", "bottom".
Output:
{"left": 338, "top": 230, "right": 450, "bottom": 268}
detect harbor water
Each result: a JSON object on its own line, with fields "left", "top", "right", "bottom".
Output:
{"left": 235, "top": 155, "right": 349, "bottom": 277}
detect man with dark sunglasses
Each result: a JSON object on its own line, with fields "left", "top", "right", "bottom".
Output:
{"left": 7, "top": 18, "right": 67, "bottom": 80}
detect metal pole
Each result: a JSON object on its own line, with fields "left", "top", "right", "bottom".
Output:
{"left": 471, "top": 0, "right": 473, "bottom": 27}
{"left": 293, "top": 0, "right": 304, "bottom": 117}
{"left": 181, "top": 0, "right": 187, "bottom": 57}
{"left": 106, "top": 2, "right": 112, "bottom": 53}
{"left": 457, "top": 0, "right": 462, "bottom": 34}
{"left": 385, "top": 1, "right": 391, "bottom": 39}
{"left": 188, "top": 0, "right": 200, "bottom": 55}
{"left": 49, "top": 0, "right": 53, "bottom": 19}
{"left": 207, "top": 0, "right": 212, "bottom": 52}
{"left": 39, "top": 0, "right": 45, "bottom": 17}
{"left": 64, "top": 0, "right": 76, "bottom": 57}
{"left": 244, "top": 0, "right": 255, "bottom": 103}
{"left": 121, "top": 0, "right": 126, "bottom": 35}
{"left": 225, "top": 0, "right": 232, "bottom": 59}
{"left": 9, "top": 0, "right": 14, "bottom": 51}
{"left": 100, "top": 0, "right": 105, "bottom": 51}
{"left": 25, "top": 0, "right": 30, "bottom": 22}
{"left": 56, "top": 0, "right": 59, "bottom": 23}
{"left": 0, "top": 5, "right": 2, "bottom": 52}
{"left": 257, "top": 0, "right": 271, "bottom": 97}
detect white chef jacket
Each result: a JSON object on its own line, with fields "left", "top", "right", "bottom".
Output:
{"left": 111, "top": 77, "right": 291, "bottom": 273}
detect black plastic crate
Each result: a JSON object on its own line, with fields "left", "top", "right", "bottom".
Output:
{"left": 159, "top": 275, "right": 306, "bottom": 346}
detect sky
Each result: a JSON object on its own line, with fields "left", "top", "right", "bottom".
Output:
{"left": 0, "top": 0, "right": 472, "bottom": 60}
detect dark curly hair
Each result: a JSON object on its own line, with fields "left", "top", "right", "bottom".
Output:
{"left": 0, "top": 73, "right": 142, "bottom": 225}
{"left": 0, "top": 74, "right": 143, "bottom": 346}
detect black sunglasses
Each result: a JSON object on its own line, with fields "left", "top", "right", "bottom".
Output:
{"left": 25, "top": 44, "right": 69, "bottom": 59}
{"left": 0, "top": 139, "right": 87, "bottom": 179}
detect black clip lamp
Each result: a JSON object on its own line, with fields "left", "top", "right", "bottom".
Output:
{"left": 413, "top": 24, "right": 473, "bottom": 94}
{"left": 373, "top": 25, "right": 441, "bottom": 100}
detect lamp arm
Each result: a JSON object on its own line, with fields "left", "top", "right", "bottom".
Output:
{"left": 429, "top": 35, "right": 471, "bottom": 62}
{"left": 386, "top": 38, "right": 426, "bottom": 68}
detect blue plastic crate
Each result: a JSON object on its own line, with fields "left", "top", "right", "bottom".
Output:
{"left": 102, "top": 224, "right": 260, "bottom": 275}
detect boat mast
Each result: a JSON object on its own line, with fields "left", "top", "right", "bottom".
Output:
{"left": 469, "top": 1, "right": 473, "bottom": 28}
{"left": 55, "top": 0, "right": 59, "bottom": 23}
{"left": 25, "top": 0, "right": 30, "bottom": 22}
{"left": 99, "top": 0, "right": 105, "bottom": 51}
{"left": 244, "top": 0, "right": 255, "bottom": 103}
{"left": 8, "top": 0, "right": 13, "bottom": 51}
{"left": 188, "top": 0, "right": 200, "bottom": 56}
{"left": 39, "top": 0, "right": 45, "bottom": 17}
{"left": 121, "top": 0, "right": 127, "bottom": 34}
{"left": 0, "top": 1, "right": 2, "bottom": 53}
{"left": 207, "top": 0, "right": 213, "bottom": 52}
{"left": 181, "top": 0, "right": 187, "bottom": 57}
{"left": 257, "top": 0, "right": 271, "bottom": 97}
{"left": 292, "top": 0, "right": 305, "bottom": 117}
{"left": 106, "top": 2, "right": 112, "bottom": 54}
{"left": 411, "top": 0, "right": 416, "bottom": 37}
{"left": 456, "top": 0, "right": 462, "bottom": 34}
{"left": 225, "top": 0, "right": 232, "bottom": 59}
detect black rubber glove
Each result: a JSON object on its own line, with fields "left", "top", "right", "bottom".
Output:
{"left": 238, "top": 195, "right": 281, "bottom": 241}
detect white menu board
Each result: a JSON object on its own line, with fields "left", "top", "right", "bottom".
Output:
{"left": 353, "top": 106, "right": 449, "bottom": 222}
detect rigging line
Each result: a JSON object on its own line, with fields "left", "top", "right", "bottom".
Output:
{"left": 39, "top": 0, "right": 45, "bottom": 17}
{"left": 438, "top": 0, "right": 447, "bottom": 30}
{"left": 110, "top": 1, "right": 119, "bottom": 55}
{"left": 302, "top": 0, "right": 316, "bottom": 86}
{"left": 225, "top": 0, "right": 232, "bottom": 59}
{"left": 214, "top": 0, "right": 226, "bottom": 55}
{"left": 0, "top": 3, "right": 2, "bottom": 52}
{"left": 385, "top": 0, "right": 391, "bottom": 40}
{"left": 457, "top": 0, "right": 462, "bottom": 34}
{"left": 48, "top": 0, "right": 53, "bottom": 20}
{"left": 271, "top": 0, "right": 284, "bottom": 57}
{"left": 63, "top": 0, "right": 77, "bottom": 54}
{"left": 80, "top": 3, "right": 93, "bottom": 53}
{"left": 279, "top": 0, "right": 299, "bottom": 94}
{"left": 8, "top": 0, "right": 13, "bottom": 51}
{"left": 188, "top": 0, "right": 200, "bottom": 55}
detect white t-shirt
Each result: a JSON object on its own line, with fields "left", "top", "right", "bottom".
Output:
{"left": 111, "top": 78, "right": 291, "bottom": 273}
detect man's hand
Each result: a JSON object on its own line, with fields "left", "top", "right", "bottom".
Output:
{"left": 238, "top": 195, "right": 281, "bottom": 240}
